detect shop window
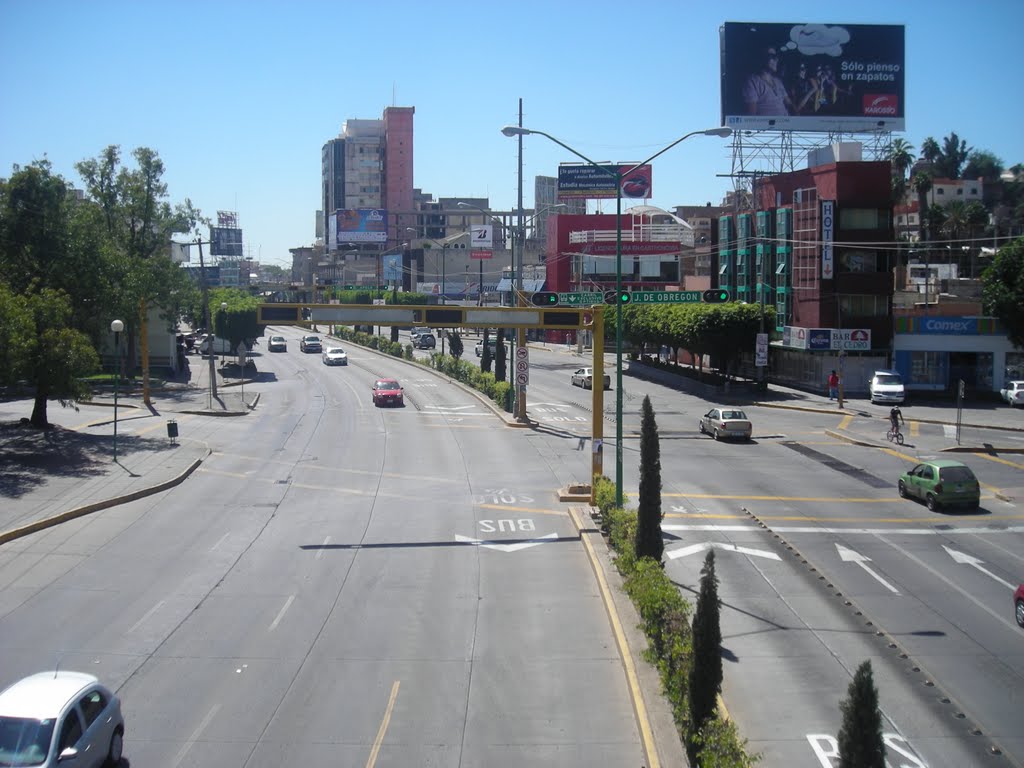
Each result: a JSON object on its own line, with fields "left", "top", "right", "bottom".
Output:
{"left": 910, "top": 351, "right": 946, "bottom": 387}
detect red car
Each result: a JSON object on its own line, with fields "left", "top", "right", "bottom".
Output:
{"left": 372, "top": 378, "right": 404, "bottom": 407}
{"left": 1015, "top": 584, "right": 1024, "bottom": 628}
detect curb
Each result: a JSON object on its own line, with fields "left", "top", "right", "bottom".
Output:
{"left": 0, "top": 443, "right": 212, "bottom": 546}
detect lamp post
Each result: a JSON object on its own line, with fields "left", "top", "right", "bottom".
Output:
{"left": 502, "top": 124, "right": 732, "bottom": 506}
{"left": 110, "top": 319, "right": 124, "bottom": 462}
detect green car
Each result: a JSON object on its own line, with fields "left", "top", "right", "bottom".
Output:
{"left": 898, "top": 459, "right": 981, "bottom": 511}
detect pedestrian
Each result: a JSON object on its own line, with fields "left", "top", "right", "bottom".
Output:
{"left": 827, "top": 370, "right": 840, "bottom": 401}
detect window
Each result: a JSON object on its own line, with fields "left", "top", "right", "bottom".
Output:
{"left": 1006, "top": 352, "right": 1024, "bottom": 380}
{"left": 957, "top": 189, "right": 963, "bottom": 195}
{"left": 839, "top": 294, "right": 888, "bottom": 317}
{"left": 838, "top": 249, "right": 878, "bottom": 273}
{"left": 78, "top": 690, "right": 107, "bottom": 728}
{"left": 58, "top": 712, "right": 83, "bottom": 753}
{"left": 937, "top": 188, "right": 945, "bottom": 195}
{"left": 838, "top": 208, "right": 891, "bottom": 230}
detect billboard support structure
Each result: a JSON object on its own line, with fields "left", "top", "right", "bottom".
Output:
{"left": 723, "top": 128, "right": 892, "bottom": 206}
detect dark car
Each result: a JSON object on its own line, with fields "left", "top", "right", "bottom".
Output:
{"left": 413, "top": 332, "right": 436, "bottom": 350}
{"left": 898, "top": 459, "right": 980, "bottom": 511}
{"left": 372, "top": 378, "right": 404, "bottom": 407}
{"left": 1015, "top": 584, "right": 1024, "bottom": 628}
{"left": 299, "top": 335, "right": 322, "bottom": 353}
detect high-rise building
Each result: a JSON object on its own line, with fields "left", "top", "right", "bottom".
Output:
{"left": 321, "top": 107, "right": 415, "bottom": 260}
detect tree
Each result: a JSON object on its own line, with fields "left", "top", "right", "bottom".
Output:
{"left": 210, "top": 287, "right": 264, "bottom": 363}
{"left": 687, "top": 549, "right": 722, "bottom": 764}
{"left": 481, "top": 328, "right": 493, "bottom": 373}
{"left": 911, "top": 172, "right": 934, "bottom": 242}
{"left": 920, "top": 137, "right": 941, "bottom": 165}
{"left": 448, "top": 330, "right": 464, "bottom": 359}
{"left": 494, "top": 328, "right": 507, "bottom": 381}
{"left": 634, "top": 395, "right": 663, "bottom": 562}
{"left": 936, "top": 132, "right": 971, "bottom": 180}
{"left": 837, "top": 660, "right": 886, "bottom": 768}
{"left": 0, "top": 283, "right": 99, "bottom": 427}
{"left": 75, "top": 146, "right": 203, "bottom": 403}
{"left": 888, "top": 138, "right": 915, "bottom": 202}
{"left": 981, "top": 236, "right": 1024, "bottom": 347}
{"left": 962, "top": 150, "right": 1004, "bottom": 182}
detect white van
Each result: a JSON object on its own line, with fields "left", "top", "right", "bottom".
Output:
{"left": 869, "top": 370, "right": 905, "bottom": 404}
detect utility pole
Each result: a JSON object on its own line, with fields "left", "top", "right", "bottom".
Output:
{"left": 515, "top": 97, "right": 528, "bottom": 423}
{"left": 197, "top": 238, "right": 217, "bottom": 405}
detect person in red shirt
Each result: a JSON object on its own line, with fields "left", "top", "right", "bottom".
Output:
{"left": 827, "top": 370, "right": 840, "bottom": 401}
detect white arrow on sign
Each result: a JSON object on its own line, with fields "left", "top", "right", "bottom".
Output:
{"left": 666, "top": 541, "right": 781, "bottom": 561}
{"left": 835, "top": 544, "right": 899, "bottom": 593}
{"left": 942, "top": 545, "right": 1015, "bottom": 589}
{"left": 455, "top": 533, "right": 558, "bottom": 553}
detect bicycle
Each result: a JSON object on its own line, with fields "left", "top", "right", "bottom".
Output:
{"left": 886, "top": 426, "right": 904, "bottom": 445}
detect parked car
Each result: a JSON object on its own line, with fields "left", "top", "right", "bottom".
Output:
{"left": 410, "top": 328, "right": 423, "bottom": 339}
{"left": 1000, "top": 380, "right": 1024, "bottom": 407}
{"left": 0, "top": 670, "right": 125, "bottom": 768}
{"left": 372, "top": 378, "right": 404, "bottom": 407}
{"left": 321, "top": 346, "right": 348, "bottom": 366}
{"left": 267, "top": 335, "right": 287, "bottom": 352}
{"left": 570, "top": 367, "right": 610, "bottom": 390}
{"left": 299, "top": 335, "right": 322, "bottom": 353}
{"left": 413, "top": 332, "right": 436, "bottom": 350}
{"left": 869, "top": 370, "right": 905, "bottom": 404}
{"left": 1015, "top": 584, "right": 1024, "bottom": 628}
{"left": 898, "top": 459, "right": 980, "bottom": 511}
{"left": 699, "top": 408, "right": 753, "bottom": 441}
{"left": 198, "top": 334, "right": 233, "bottom": 355}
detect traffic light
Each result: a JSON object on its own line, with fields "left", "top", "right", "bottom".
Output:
{"left": 531, "top": 291, "right": 559, "bottom": 306}
{"left": 702, "top": 289, "right": 731, "bottom": 303}
{"left": 604, "top": 290, "right": 632, "bottom": 305}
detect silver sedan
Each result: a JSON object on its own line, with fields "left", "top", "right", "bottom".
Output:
{"left": 699, "top": 408, "right": 752, "bottom": 441}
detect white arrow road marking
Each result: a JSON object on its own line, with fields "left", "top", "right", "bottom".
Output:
{"left": 455, "top": 532, "right": 559, "bottom": 552}
{"left": 666, "top": 541, "right": 781, "bottom": 561}
{"left": 422, "top": 405, "right": 477, "bottom": 411}
{"left": 836, "top": 544, "right": 900, "bottom": 593}
{"left": 942, "top": 545, "right": 1016, "bottom": 589}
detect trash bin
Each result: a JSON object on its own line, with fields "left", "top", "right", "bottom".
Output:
{"left": 166, "top": 419, "right": 178, "bottom": 441}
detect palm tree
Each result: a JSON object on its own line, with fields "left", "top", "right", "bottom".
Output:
{"left": 943, "top": 201, "right": 968, "bottom": 274}
{"left": 888, "top": 138, "right": 916, "bottom": 204}
{"left": 964, "top": 201, "right": 990, "bottom": 277}
{"left": 920, "top": 137, "right": 941, "bottom": 165}
{"left": 912, "top": 171, "right": 934, "bottom": 241}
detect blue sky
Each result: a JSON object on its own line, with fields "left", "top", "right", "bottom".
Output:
{"left": 2, "top": 0, "right": 1022, "bottom": 268}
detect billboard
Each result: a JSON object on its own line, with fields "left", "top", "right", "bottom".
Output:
{"left": 336, "top": 208, "right": 388, "bottom": 243}
{"left": 557, "top": 164, "right": 653, "bottom": 200}
{"left": 210, "top": 226, "right": 243, "bottom": 257}
{"left": 721, "top": 22, "right": 905, "bottom": 132}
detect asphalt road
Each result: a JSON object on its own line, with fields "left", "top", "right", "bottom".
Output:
{"left": 2, "top": 327, "right": 1021, "bottom": 767}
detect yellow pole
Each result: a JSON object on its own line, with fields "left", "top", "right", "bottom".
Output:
{"left": 590, "top": 306, "right": 605, "bottom": 504}
{"left": 139, "top": 298, "right": 151, "bottom": 406}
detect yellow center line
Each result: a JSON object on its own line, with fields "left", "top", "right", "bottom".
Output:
{"left": 365, "top": 680, "right": 400, "bottom": 768}
{"left": 838, "top": 414, "right": 853, "bottom": 430}
{"left": 974, "top": 453, "right": 1024, "bottom": 470}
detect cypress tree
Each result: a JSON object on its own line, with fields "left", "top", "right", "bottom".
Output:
{"left": 495, "top": 328, "right": 507, "bottom": 381}
{"left": 481, "top": 329, "right": 493, "bottom": 373}
{"left": 634, "top": 395, "right": 664, "bottom": 561}
{"left": 838, "top": 660, "right": 886, "bottom": 768}
{"left": 687, "top": 549, "right": 722, "bottom": 763}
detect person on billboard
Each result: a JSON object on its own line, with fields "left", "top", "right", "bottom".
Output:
{"left": 742, "top": 47, "right": 794, "bottom": 116}
{"left": 788, "top": 61, "right": 820, "bottom": 115}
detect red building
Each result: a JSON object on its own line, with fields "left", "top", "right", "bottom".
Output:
{"left": 719, "top": 158, "right": 896, "bottom": 390}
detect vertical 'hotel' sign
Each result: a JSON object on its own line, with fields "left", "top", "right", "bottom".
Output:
{"left": 821, "top": 201, "right": 835, "bottom": 280}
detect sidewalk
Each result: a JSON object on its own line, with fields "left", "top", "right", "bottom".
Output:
{"left": 0, "top": 352, "right": 255, "bottom": 545}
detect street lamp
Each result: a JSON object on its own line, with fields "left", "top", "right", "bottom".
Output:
{"left": 110, "top": 319, "right": 124, "bottom": 462}
{"left": 502, "top": 124, "right": 732, "bottom": 506}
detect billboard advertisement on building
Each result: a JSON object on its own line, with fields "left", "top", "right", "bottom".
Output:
{"left": 720, "top": 22, "right": 905, "bottom": 132}
{"left": 336, "top": 208, "right": 388, "bottom": 243}
{"left": 557, "top": 164, "right": 653, "bottom": 200}
{"left": 210, "top": 226, "right": 243, "bottom": 257}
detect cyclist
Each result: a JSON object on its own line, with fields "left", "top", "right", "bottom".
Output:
{"left": 889, "top": 405, "right": 904, "bottom": 438}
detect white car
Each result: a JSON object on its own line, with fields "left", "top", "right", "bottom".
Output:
{"left": 0, "top": 670, "right": 125, "bottom": 767}
{"left": 321, "top": 347, "right": 348, "bottom": 366}
{"left": 869, "top": 370, "right": 905, "bottom": 404}
{"left": 699, "top": 408, "right": 753, "bottom": 441}
{"left": 1000, "top": 380, "right": 1024, "bottom": 407}
{"left": 571, "top": 367, "right": 610, "bottom": 390}
{"left": 267, "top": 335, "right": 287, "bottom": 352}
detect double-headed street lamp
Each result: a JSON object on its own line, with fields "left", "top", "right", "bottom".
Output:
{"left": 501, "top": 124, "right": 733, "bottom": 506}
